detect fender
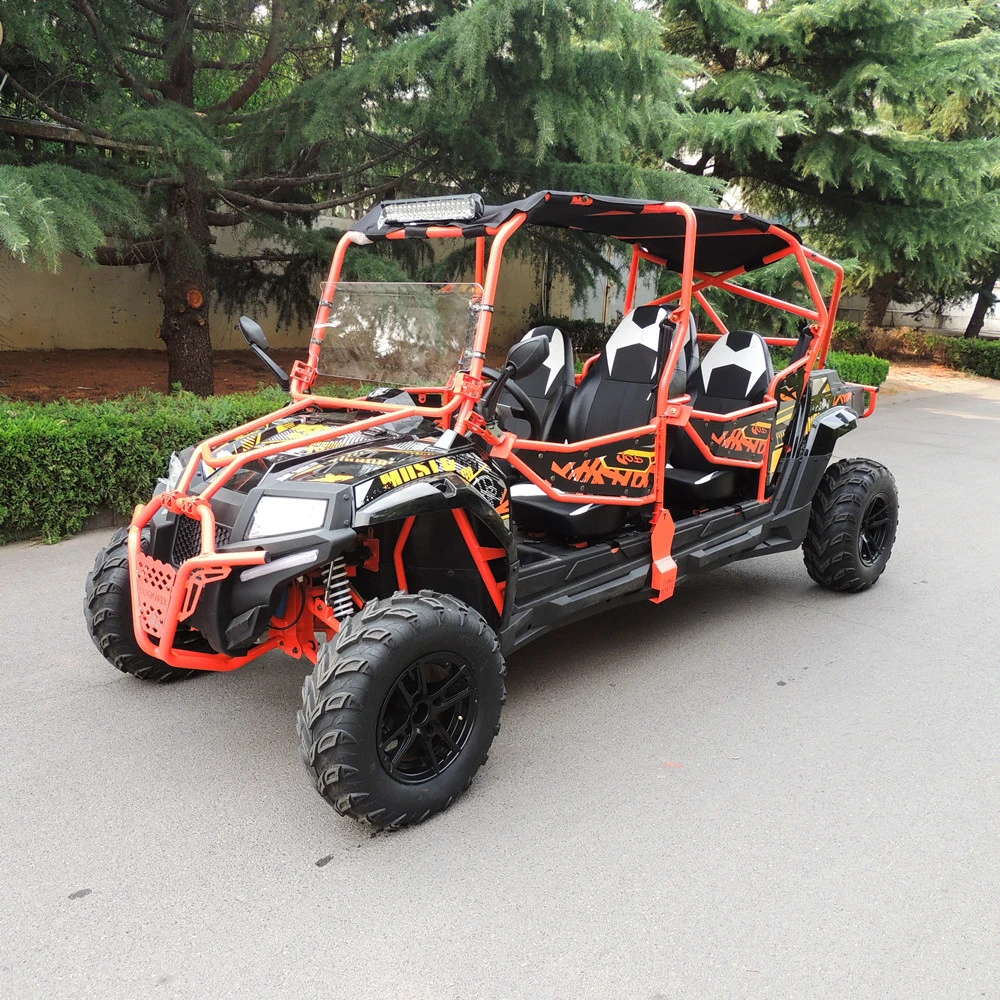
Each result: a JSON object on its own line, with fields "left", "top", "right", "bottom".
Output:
{"left": 809, "top": 404, "right": 858, "bottom": 455}
{"left": 355, "top": 471, "right": 518, "bottom": 626}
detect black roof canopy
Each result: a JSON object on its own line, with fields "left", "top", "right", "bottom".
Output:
{"left": 352, "top": 190, "right": 803, "bottom": 274}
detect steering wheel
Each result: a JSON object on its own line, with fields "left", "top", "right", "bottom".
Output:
{"left": 481, "top": 366, "right": 542, "bottom": 440}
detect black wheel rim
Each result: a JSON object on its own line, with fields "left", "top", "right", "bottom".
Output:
{"left": 377, "top": 654, "right": 477, "bottom": 785}
{"left": 858, "top": 494, "right": 891, "bottom": 566}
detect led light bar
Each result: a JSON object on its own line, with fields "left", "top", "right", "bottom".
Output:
{"left": 382, "top": 194, "right": 484, "bottom": 225}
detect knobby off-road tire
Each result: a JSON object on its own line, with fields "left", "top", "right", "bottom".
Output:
{"left": 298, "top": 590, "right": 506, "bottom": 829}
{"left": 84, "top": 528, "right": 198, "bottom": 682}
{"left": 803, "top": 458, "right": 899, "bottom": 593}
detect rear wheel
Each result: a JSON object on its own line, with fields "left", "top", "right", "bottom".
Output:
{"left": 84, "top": 528, "right": 198, "bottom": 682}
{"left": 803, "top": 458, "right": 899, "bottom": 592}
{"left": 298, "top": 590, "right": 506, "bottom": 828}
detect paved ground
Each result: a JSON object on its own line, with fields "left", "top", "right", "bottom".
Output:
{"left": 3, "top": 382, "right": 1000, "bottom": 999}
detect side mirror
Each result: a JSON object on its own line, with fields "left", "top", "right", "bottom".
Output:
{"left": 505, "top": 335, "right": 549, "bottom": 379}
{"left": 238, "top": 315, "right": 290, "bottom": 392}
{"left": 239, "top": 316, "right": 269, "bottom": 352}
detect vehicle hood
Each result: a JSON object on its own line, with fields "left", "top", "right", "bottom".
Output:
{"left": 210, "top": 409, "right": 496, "bottom": 501}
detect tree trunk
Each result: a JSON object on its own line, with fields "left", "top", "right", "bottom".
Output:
{"left": 160, "top": 171, "right": 214, "bottom": 396}
{"left": 964, "top": 261, "right": 1000, "bottom": 339}
{"left": 155, "top": 2, "right": 213, "bottom": 395}
{"left": 862, "top": 270, "right": 898, "bottom": 331}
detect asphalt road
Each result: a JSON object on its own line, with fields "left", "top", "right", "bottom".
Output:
{"left": 3, "top": 383, "right": 1000, "bottom": 1000}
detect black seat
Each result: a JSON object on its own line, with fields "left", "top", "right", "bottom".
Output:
{"left": 512, "top": 305, "right": 698, "bottom": 537}
{"left": 666, "top": 329, "right": 775, "bottom": 505}
{"left": 498, "top": 325, "right": 574, "bottom": 440}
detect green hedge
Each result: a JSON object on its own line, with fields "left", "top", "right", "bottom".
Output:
{"left": 940, "top": 337, "right": 1000, "bottom": 379}
{"left": 770, "top": 348, "right": 889, "bottom": 387}
{"left": 825, "top": 351, "right": 890, "bottom": 386}
{"left": 831, "top": 322, "right": 1000, "bottom": 380}
{"left": 0, "top": 387, "right": 299, "bottom": 542}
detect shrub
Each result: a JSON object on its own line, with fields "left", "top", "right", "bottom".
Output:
{"left": 0, "top": 385, "right": 367, "bottom": 543}
{"left": 837, "top": 326, "right": 1000, "bottom": 379}
{"left": 769, "top": 348, "right": 890, "bottom": 387}
{"left": 826, "top": 351, "right": 890, "bottom": 386}
{"left": 830, "top": 320, "right": 867, "bottom": 354}
{"left": 941, "top": 337, "right": 1000, "bottom": 379}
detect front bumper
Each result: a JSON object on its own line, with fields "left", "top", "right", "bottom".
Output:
{"left": 129, "top": 489, "right": 356, "bottom": 670}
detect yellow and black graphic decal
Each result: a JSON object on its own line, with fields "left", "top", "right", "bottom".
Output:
{"left": 278, "top": 445, "right": 422, "bottom": 485}
{"left": 806, "top": 370, "right": 861, "bottom": 433}
{"left": 364, "top": 450, "right": 510, "bottom": 525}
{"left": 515, "top": 436, "right": 657, "bottom": 497}
{"left": 377, "top": 455, "right": 461, "bottom": 488}
{"left": 768, "top": 367, "right": 807, "bottom": 481}
{"left": 688, "top": 411, "right": 774, "bottom": 465}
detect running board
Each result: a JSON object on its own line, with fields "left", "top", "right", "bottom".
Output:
{"left": 504, "top": 554, "right": 653, "bottom": 654}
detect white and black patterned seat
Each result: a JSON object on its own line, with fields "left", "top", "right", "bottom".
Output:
{"left": 666, "top": 329, "right": 775, "bottom": 504}
{"left": 691, "top": 329, "right": 773, "bottom": 413}
{"left": 565, "top": 305, "right": 697, "bottom": 440}
{"left": 512, "top": 305, "right": 698, "bottom": 537}
{"left": 499, "top": 325, "right": 575, "bottom": 440}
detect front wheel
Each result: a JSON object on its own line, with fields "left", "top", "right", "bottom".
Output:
{"left": 803, "top": 458, "right": 899, "bottom": 592}
{"left": 298, "top": 591, "right": 506, "bottom": 829}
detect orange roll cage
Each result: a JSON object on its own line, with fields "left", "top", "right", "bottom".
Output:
{"left": 128, "top": 194, "right": 865, "bottom": 672}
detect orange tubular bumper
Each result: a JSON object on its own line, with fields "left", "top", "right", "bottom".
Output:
{"left": 859, "top": 385, "right": 879, "bottom": 418}
{"left": 127, "top": 494, "right": 285, "bottom": 672}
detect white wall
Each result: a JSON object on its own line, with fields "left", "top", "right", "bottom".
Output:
{"left": 838, "top": 291, "right": 1000, "bottom": 338}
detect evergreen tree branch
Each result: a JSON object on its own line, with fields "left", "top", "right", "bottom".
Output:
{"left": 194, "top": 59, "right": 257, "bottom": 71}
{"left": 226, "top": 131, "right": 431, "bottom": 191}
{"left": 73, "top": 0, "right": 161, "bottom": 105}
{"left": 127, "top": 0, "right": 253, "bottom": 33}
{"left": 92, "top": 239, "right": 163, "bottom": 265}
{"left": 208, "top": 2, "right": 286, "bottom": 113}
{"left": 128, "top": 29, "right": 165, "bottom": 46}
{"left": 218, "top": 167, "right": 429, "bottom": 213}
{"left": 667, "top": 151, "right": 711, "bottom": 175}
{"left": 130, "top": 0, "right": 169, "bottom": 16}
{"left": 0, "top": 68, "right": 112, "bottom": 138}
{"left": 0, "top": 114, "right": 152, "bottom": 154}
{"left": 123, "top": 45, "right": 163, "bottom": 60}
{"left": 205, "top": 210, "right": 242, "bottom": 227}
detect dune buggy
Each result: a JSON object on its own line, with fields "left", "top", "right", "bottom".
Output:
{"left": 85, "top": 191, "right": 898, "bottom": 828}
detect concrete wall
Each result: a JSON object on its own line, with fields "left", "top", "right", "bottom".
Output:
{"left": 0, "top": 225, "right": 551, "bottom": 354}
{"left": 0, "top": 243, "right": 298, "bottom": 352}
{"left": 5, "top": 232, "right": 998, "bottom": 353}
{"left": 837, "top": 293, "right": 1000, "bottom": 338}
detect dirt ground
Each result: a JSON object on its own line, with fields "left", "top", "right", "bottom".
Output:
{"left": 1, "top": 348, "right": 997, "bottom": 404}
{"left": 0, "top": 349, "right": 307, "bottom": 403}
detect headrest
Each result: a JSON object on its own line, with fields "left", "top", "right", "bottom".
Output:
{"left": 699, "top": 329, "right": 774, "bottom": 401}
{"left": 604, "top": 305, "right": 671, "bottom": 381}
{"left": 515, "top": 325, "right": 571, "bottom": 396}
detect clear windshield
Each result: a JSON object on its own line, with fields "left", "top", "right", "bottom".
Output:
{"left": 314, "top": 282, "right": 483, "bottom": 387}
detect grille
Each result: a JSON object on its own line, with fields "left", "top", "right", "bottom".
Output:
{"left": 171, "top": 517, "right": 231, "bottom": 566}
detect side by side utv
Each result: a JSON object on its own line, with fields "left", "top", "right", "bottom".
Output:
{"left": 85, "top": 191, "right": 899, "bottom": 827}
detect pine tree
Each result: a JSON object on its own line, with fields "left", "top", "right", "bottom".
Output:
{"left": 0, "top": 0, "right": 716, "bottom": 393}
{"left": 658, "top": 0, "right": 1000, "bottom": 330}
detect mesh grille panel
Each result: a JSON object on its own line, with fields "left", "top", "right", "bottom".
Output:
{"left": 171, "top": 518, "right": 231, "bottom": 566}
